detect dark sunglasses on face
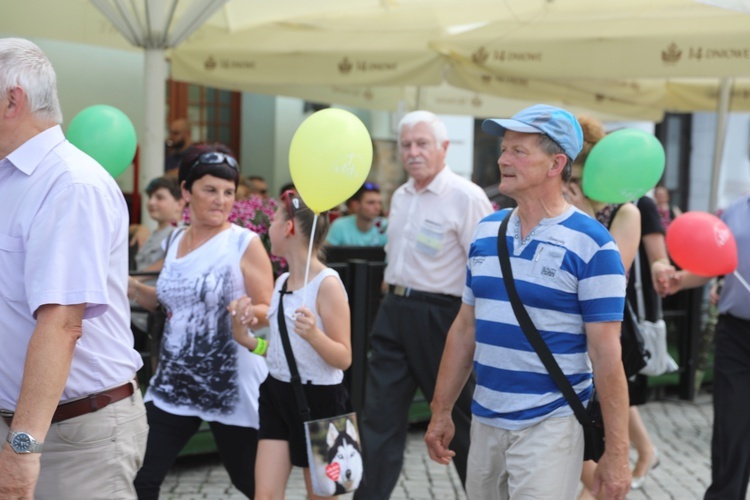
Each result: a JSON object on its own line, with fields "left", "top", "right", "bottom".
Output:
{"left": 190, "top": 152, "right": 239, "bottom": 171}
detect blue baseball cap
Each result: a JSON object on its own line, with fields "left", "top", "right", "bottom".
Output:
{"left": 482, "top": 104, "right": 583, "bottom": 161}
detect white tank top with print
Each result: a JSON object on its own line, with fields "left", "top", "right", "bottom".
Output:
{"left": 146, "top": 224, "right": 268, "bottom": 428}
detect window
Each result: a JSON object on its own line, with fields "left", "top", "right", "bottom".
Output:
{"left": 655, "top": 113, "right": 692, "bottom": 210}
{"left": 167, "top": 80, "right": 242, "bottom": 159}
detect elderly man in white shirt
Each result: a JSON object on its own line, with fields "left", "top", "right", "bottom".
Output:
{"left": 0, "top": 38, "right": 147, "bottom": 499}
{"left": 355, "top": 110, "right": 494, "bottom": 500}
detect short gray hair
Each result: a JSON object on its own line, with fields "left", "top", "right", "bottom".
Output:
{"left": 537, "top": 134, "right": 572, "bottom": 182}
{"left": 397, "top": 110, "right": 448, "bottom": 146}
{"left": 0, "top": 38, "right": 62, "bottom": 124}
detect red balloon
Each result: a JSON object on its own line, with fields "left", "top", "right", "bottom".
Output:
{"left": 666, "top": 211, "right": 738, "bottom": 277}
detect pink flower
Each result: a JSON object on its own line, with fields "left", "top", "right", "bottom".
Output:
{"left": 182, "top": 195, "right": 287, "bottom": 277}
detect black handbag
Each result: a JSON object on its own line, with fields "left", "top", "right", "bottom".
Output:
{"left": 598, "top": 205, "right": 650, "bottom": 378}
{"left": 146, "top": 227, "right": 183, "bottom": 372}
{"left": 496, "top": 211, "right": 605, "bottom": 462}
{"left": 621, "top": 300, "right": 649, "bottom": 377}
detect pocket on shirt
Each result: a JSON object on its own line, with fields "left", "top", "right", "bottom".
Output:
{"left": 530, "top": 243, "right": 566, "bottom": 281}
{"left": 0, "top": 233, "right": 27, "bottom": 303}
{"left": 415, "top": 219, "right": 445, "bottom": 257}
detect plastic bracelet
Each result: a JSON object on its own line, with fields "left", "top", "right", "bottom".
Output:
{"left": 252, "top": 337, "right": 268, "bottom": 356}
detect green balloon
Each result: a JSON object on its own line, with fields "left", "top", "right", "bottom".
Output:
{"left": 582, "top": 129, "right": 665, "bottom": 203}
{"left": 66, "top": 105, "right": 137, "bottom": 178}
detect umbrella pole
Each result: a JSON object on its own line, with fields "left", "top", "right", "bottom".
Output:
{"left": 141, "top": 47, "right": 168, "bottom": 229}
{"left": 709, "top": 78, "right": 734, "bottom": 213}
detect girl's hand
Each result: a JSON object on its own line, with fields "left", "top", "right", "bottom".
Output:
{"left": 228, "top": 296, "right": 257, "bottom": 327}
{"left": 293, "top": 306, "right": 320, "bottom": 343}
{"left": 228, "top": 296, "right": 257, "bottom": 349}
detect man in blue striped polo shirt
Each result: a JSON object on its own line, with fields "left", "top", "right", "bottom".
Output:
{"left": 425, "top": 105, "right": 631, "bottom": 500}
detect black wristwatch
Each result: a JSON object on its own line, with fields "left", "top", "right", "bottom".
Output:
{"left": 7, "top": 431, "right": 44, "bottom": 454}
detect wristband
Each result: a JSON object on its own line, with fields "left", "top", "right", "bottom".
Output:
{"left": 251, "top": 337, "right": 268, "bottom": 356}
{"left": 651, "top": 258, "right": 670, "bottom": 268}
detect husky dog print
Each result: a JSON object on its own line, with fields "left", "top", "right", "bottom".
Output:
{"left": 319, "top": 418, "right": 364, "bottom": 495}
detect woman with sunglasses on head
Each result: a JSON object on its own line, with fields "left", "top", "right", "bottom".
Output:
{"left": 230, "top": 190, "right": 351, "bottom": 500}
{"left": 129, "top": 144, "right": 274, "bottom": 499}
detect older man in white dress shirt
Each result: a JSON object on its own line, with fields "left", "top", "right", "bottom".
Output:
{"left": 355, "top": 110, "right": 493, "bottom": 499}
{"left": 0, "top": 38, "right": 147, "bottom": 499}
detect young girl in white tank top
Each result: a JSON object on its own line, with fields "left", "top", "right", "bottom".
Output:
{"left": 229, "top": 190, "right": 351, "bottom": 500}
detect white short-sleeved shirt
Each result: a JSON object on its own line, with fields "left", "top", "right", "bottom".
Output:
{"left": 384, "top": 166, "right": 494, "bottom": 297}
{"left": 0, "top": 126, "right": 142, "bottom": 409}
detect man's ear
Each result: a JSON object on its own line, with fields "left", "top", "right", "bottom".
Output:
{"left": 3, "top": 87, "right": 25, "bottom": 119}
{"left": 549, "top": 154, "right": 567, "bottom": 178}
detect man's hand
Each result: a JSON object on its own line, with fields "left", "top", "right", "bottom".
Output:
{"left": 0, "top": 444, "right": 41, "bottom": 499}
{"left": 590, "top": 449, "right": 631, "bottom": 500}
{"left": 424, "top": 411, "right": 456, "bottom": 465}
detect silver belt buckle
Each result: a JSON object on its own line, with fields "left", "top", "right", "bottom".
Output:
{"left": 393, "top": 285, "right": 408, "bottom": 296}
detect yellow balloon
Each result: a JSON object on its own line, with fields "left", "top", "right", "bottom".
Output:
{"left": 289, "top": 108, "right": 373, "bottom": 213}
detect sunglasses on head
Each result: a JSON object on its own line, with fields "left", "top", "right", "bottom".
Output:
{"left": 280, "top": 189, "right": 300, "bottom": 235}
{"left": 363, "top": 181, "right": 380, "bottom": 191}
{"left": 190, "top": 152, "right": 238, "bottom": 171}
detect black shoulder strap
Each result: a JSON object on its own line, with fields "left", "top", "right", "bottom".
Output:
{"left": 604, "top": 204, "right": 623, "bottom": 230}
{"left": 496, "top": 210, "right": 594, "bottom": 426}
{"left": 277, "top": 278, "right": 312, "bottom": 421}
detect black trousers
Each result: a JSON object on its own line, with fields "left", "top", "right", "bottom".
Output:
{"left": 355, "top": 293, "right": 474, "bottom": 499}
{"left": 134, "top": 402, "right": 258, "bottom": 499}
{"left": 705, "top": 314, "right": 750, "bottom": 500}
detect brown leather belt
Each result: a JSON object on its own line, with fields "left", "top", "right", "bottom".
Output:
{"left": 1, "top": 378, "right": 138, "bottom": 426}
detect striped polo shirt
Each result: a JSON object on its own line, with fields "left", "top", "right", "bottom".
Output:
{"left": 463, "top": 207, "right": 626, "bottom": 430}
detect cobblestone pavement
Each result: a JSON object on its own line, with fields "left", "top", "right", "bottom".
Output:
{"left": 160, "top": 393, "right": 733, "bottom": 499}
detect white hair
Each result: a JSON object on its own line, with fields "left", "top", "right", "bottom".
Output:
{"left": 397, "top": 110, "right": 448, "bottom": 145}
{"left": 0, "top": 38, "right": 63, "bottom": 124}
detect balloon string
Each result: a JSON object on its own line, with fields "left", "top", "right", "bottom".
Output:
{"left": 734, "top": 270, "right": 750, "bottom": 295}
{"left": 301, "top": 215, "right": 318, "bottom": 309}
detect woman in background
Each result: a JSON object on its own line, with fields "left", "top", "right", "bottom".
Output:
{"left": 564, "top": 116, "right": 661, "bottom": 497}
{"left": 654, "top": 184, "right": 682, "bottom": 231}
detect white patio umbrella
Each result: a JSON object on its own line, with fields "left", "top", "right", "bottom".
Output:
{"left": 2, "top": 0, "right": 239, "bottom": 203}
{"left": 168, "top": 0, "right": 750, "bottom": 118}
{"left": 4, "top": 0, "right": 749, "bottom": 208}
{"left": 2, "top": 0, "right": 442, "bottom": 215}
{"left": 433, "top": 0, "right": 750, "bottom": 209}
